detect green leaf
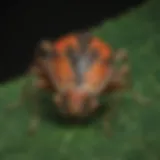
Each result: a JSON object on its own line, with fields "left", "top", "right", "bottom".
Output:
{"left": 1, "top": 1, "right": 160, "bottom": 159}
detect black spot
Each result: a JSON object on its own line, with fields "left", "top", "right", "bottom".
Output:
{"left": 88, "top": 48, "right": 100, "bottom": 62}
{"left": 66, "top": 46, "right": 82, "bottom": 84}
{"left": 35, "top": 40, "right": 58, "bottom": 59}
{"left": 77, "top": 32, "right": 93, "bottom": 53}
{"left": 66, "top": 46, "right": 80, "bottom": 62}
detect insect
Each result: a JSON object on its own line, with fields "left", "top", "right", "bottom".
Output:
{"left": 8, "top": 32, "right": 149, "bottom": 135}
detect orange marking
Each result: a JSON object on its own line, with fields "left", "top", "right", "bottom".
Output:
{"left": 90, "top": 38, "right": 112, "bottom": 60}
{"left": 85, "top": 62, "right": 109, "bottom": 88}
{"left": 54, "top": 34, "right": 79, "bottom": 54}
{"left": 50, "top": 56, "right": 75, "bottom": 88}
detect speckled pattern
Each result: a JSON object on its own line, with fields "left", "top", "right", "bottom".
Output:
{"left": 0, "top": 0, "right": 160, "bottom": 159}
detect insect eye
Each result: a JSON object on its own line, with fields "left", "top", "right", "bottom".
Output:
{"left": 35, "top": 40, "right": 58, "bottom": 59}
{"left": 66, "top": 46, "right": 77, "bottom": 56}
{"left": 41, "top": 48, "right": 58, "bottom": 59}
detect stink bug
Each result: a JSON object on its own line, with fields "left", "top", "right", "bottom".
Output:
{"left": 8, "top": 32, "right": 150, "bottom": 135}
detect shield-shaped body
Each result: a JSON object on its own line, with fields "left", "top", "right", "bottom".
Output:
{"left": 33, "top": 32, "right": 121, "bottom": 117}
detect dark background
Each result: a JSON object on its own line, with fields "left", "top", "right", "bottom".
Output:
{"left": 1, "top": 0, "right": 145, "bottom": 83}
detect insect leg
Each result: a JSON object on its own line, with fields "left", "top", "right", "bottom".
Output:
{"left": 117, "top": 62, "right": 151, "bottom": 105}
{"left": 112, "top": 63, "right": 150, "bottom": 105}
{"left": 27, "top": 72, "right": 53, "bottom": 135}
{"left": 27, "top": 78, "right": 50, "bottom": 135}
{"left": 6, "top": 66, "right": 44, "bottom": 111}
{"left": 101, "top": 63, "right": 131, "bottom": 136}
{"left": 112, "top": 48, "right": 150, "bottom": 105}
{"left": 27, "top": 87, "right": 40, "bottom": 136}
{"left": 106, "top": 64, "right": 131, "bottom": 92}
{"left": 102, "top": 108, "right": 113, "bottom": 137}
{"left": 6, "top": 74, "right": 33, "bottom": 112}
{"left": 113, "top": 48, "right": 128, "bottom": 63}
